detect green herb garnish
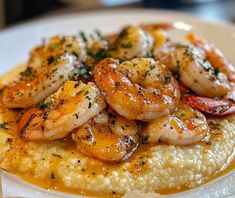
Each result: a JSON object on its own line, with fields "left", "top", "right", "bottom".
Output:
{"left": 114, "top": 81, "right": 120, "bottom": 87}
{"left": 173, "top": 60, "right": 180, "bottom": 79}
{"left": 95, "top": 29, "right": 105, "bottom": 40}
{"left": 0, "top": 122, "right": 8, "bottom": 130}
{"left": 20, "top": 67, "right": 36, "bottom": 78}
{"left": 163, "top": 75, "right": 172, "bottom": 85}
{"left": 39, "top": 101, "right": 51, "bottom": 110}
{"left": 79, "top": 31, "right": 87, "bottom": 42}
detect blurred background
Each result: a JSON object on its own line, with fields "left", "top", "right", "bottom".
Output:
{"left": 0, "top": 0, "right": 235, "bottom": 30}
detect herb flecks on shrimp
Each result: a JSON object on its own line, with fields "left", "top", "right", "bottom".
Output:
{"left": 3, "top": 35, "right": 87, "bottom": 108}
{"left": 2, "top": 23, "right": 235, "bottom": 164}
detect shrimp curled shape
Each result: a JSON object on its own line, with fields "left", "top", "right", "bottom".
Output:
{"left": 110, "top": 26, "right": 154, "bottom": 60}
{"left": 143, "top": 103, "right": 209, "bottom": 145}
{"left": 94, "top": 58, "right": 180, "bottom": 121}
{"left": 72, "top": 109, "right": 139, "bottom": 163}
{"left": 18, "top": 81, "right": 106, "bottom": 140}
{"left": 3, "top": 35, "right": 86, "bottom": 108}
{"left": 175, "top": 45, "right": 230, "bottom": 97}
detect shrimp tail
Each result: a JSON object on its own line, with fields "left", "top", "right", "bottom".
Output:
{"left": 140, "top": 23, "right": 173, "bottom": 31}
{"left": 185, "top": 95, "right": 233, "bottom": 116}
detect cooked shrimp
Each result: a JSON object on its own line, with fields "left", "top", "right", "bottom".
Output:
{"left": 94, "top": 58, "right": 180, "bottom": 121}
{"left": 109, "top": 26, "right": 154, "bottom": 60}
{"left": 178, "top": 81, "right": 235, "bottom": 116}
{"left": 187, "top": 33, "right": 235, "bottom": 82}
{"left": 143, "top": 103, "right": 209, "bottom": 145}
{"left": 18, "top": 81, "right": 106, "bottom": 140}
{"left": 3, "top": 35, "right": 87, "bottom": 108}
{"left": 185, "top": 95, "right": 235, "bottom": 116}
{"left": 72, "top": 109, "right": 139, "bottom": 163}
{"left": 153, "top": 40, "right": 177, "bottom": 70}
{"left": 175, "top": 44, "right": 230, "bottom": 97}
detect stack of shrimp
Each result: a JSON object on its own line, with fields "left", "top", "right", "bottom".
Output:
{"left": 2, "top": 23, "right": 235, "bottom": 164}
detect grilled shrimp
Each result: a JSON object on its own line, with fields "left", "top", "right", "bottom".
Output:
{"left": 110, "top": 26, "right": 154, "bottom": 60}
{"left": 175, "top": 45, "right": 230, "bottom": 97}
{"left": 143, "top": 103, "right": 209, "bottom": 145}
{"left": 72, "top": 109, "right": 139, "bottom": 163}
{"left": 18, "top": 81, "right": 106, "bottom": 140}
{"left": 3, "top": 35, "right": 86, "bottom": 108}
{"left": 94, "top": 58, "right": 180, "bottom": 121}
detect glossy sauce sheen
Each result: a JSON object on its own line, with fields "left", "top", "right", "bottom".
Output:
{"left": 5, "top": 125, "right": 235, "bottom": 198}
{"left": 13, "top": 142, "right": 235, "bottom": 197}
{"left": 0, "top": 65, "right": 235, "bottom": 197}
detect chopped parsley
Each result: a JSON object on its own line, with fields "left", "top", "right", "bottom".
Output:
{"left": 39, "top": 101, "right": 51, "bottom": 110}
{"left": 59, "top": 74, "right": 64, "bottom": 79}
{"left": 50, "top": 43, "right": 57, "bottom": 49}
{"left": 118, "top": 26, "right": 130, "bottom": 39}
{"left": 114, "top": 81, "right": 120, "bottom": 87}
{"left": 0, "top": 122, "right": 8, "bottom": 130}
{"left": 72, "top": 66, "right": 92, "bottom": 79}
{"left": 66, "top": 43, "right": 72, "bottom": 48}
{"left": 52, "top": 68, "right": 58, "bottom": 73}
{"left": 163, "top": 75, "right": 172, "bottom": 85}
{"left": 60, "top": 36, "right": 66, "bottom": 44}
{"left": 173, "top": 60, "right": 180, "bottom": 79}
{"left": 144, "top": 70, "right": 149, "bottom": 78}
{"left": 149, "top": 62, "right": 155, "bottom": 70}
{"left": 20, "top": 67, "right": 36, "bottom": 78}
{"left": 94, "top": 29, "right": 105, "bottom": 40}
{"left": 93, "top": 49, "right": 107, "bottom": 64}
{"left": 79, "top": 31, "right": 87, "bottom": 42}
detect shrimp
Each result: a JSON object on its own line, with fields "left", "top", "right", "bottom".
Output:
{"left": 177, "top": 79, "right": 235, "bottom": 116}
{"left": 184, "top": 95, "right": 233, "bottom": 116}
{"left": 85, "top": 24, "right": 171, "bottom": 65}
{"left": 142, "top": 103, "right": 209, "bottom": 145}
{"left": 2, "top": 35, "right": 87, "bottom": 108}
{"left": 109, "top": 26, "right": 154, "bottom": 60}
{"left": 72, "top": 109, "right": 139, "bottom": 163}
{"left": 187, "top": 33, "right": 235, "bottom": 82}
{"left": 174, "top": 44, "right": 230, "bottom": 97}
{"left": 18, "top": 81, "right": 106, "bottom": 140}
{"left": 94, "top": 58, "right": 180, "bottom": 121}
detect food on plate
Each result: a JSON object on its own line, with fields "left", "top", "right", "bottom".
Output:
{"left": 0, "top": 22, "right": 235, "bottom": 197}
{"left": 94, "top": 58, "right": 180, "bottom": 120}
{"left": 72, "top": 108, "right": 139, "bottom": 163}
{"left": 2, "top": 35, "right": 86, "bottom": 108}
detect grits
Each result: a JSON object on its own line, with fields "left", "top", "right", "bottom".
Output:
{"left": 0, "top": 103, "right": 234, "bottom": 197}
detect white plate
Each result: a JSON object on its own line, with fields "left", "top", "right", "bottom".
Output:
{"left": 0, "top": 9, "right": 235, "bottom": 198}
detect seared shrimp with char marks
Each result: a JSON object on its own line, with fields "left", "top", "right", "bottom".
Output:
{"left": 94, "top": 58, "right": 180, "bottom": 121}
{"left": 143, "top": 103, "right": 209, "bottom": 145}
{"left": 18, "top": 81, "right": 106, "bottom": 140}
{"left": 72, "top": 109, "right": 139, "bottom": 163}
{"left": 3, "top": 35, "right": 87, "bottom": 108}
